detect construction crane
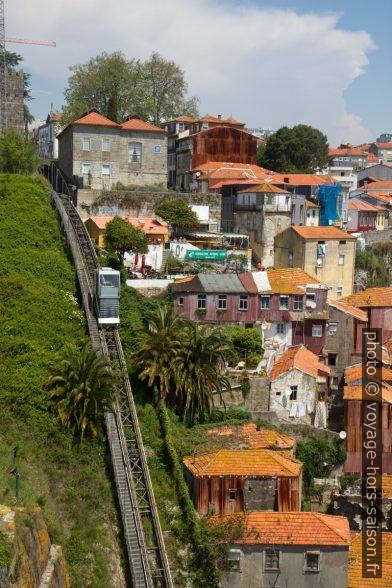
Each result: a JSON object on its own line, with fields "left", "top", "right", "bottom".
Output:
{"left": 0, "top": 0, "right": 56, "bottom": 135}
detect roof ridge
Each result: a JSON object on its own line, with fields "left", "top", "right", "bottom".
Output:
{"left": 202, "top": 449, "right": 223, "bottom": 474}
{"left": 314, "top": 512, "right": 349, "bottom": 543}
{"left": 267, "top": 450, "right": 301, "bottom": 474}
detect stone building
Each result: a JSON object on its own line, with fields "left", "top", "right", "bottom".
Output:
{"left": 1, "top": 70, "right": 25, "bottom": 136}
{"left": 233, "top": 183, "right": 292, "bottom": 268}
{"left": 58, "top": 109, "right": 167, "bottom": 189}
{"left": 219, "top": 512, "right": 351, "bottom": 588}
{"left": 274, "top": 226, "right": 357, "bottom": 298}
{"left": 37, "top": 112, "right": 63, "bottom": 159}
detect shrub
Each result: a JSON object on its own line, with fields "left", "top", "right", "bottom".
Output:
{"left": 0, "top": 131, "right": 41, "bottom": 174}
{"left": 246, "top": 353, "right": 262, "bottom": 369}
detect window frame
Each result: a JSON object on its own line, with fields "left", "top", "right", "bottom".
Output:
{"left": 304, "top": 551, "right": 320, "bottom": 573}
{"left": 228, "top": 549, "right": 241, "bottom": 571}
{"left": 101, "top": 163, "right": 111, "bottom": 176}
{"left": 228, "top": 489, "right": 237, "bottom": 502}
{"left": 128, "top": 141, "right": 142, "bottom": 164}
{"left": 290, "top": 385, "right": 298, "bottom": 400}
{"left": 327, "top": 353, "right": 337, "bottom": 367}
{"left": 294, "top": 295, "right": 303, "bottom": 311}
{"left": 197, "top": 294, "right": 207, "bottom": 310}
{"left": 261, "top": 296, "right": 270, "bottom": 310}
{"left": 328, "top": 322, "right": 338, "bottom": 336}
{"left": 82, "top": 162, "right": 91, "bottom": 175}
{"left": 338, "top": 254, "right": 345, "bottom": 266}
{"left": 102, "top": 137, "right": 111, "bottom": 152}
{"left": 238, "top": 295, "right": 248, "bottom": 311}
{"left": 178, "top": 296, "right": 184, "bottom": 306}
{"left": 264, "top": 548, "right": 280, "bottom": 572}
{"left": 82, "top": 136, "right": 91, "bottom": 151}
{"left": 276, "top": 323, "right": 285, "bottom": 335}
{"left": 279, "top": 295, "right": 289, "bottom": 310}
{"left": 218, "top": 295, "right": 227, "bottom": 310}
{"left": 312, "top": 324, "right": 323, "bottom": 338}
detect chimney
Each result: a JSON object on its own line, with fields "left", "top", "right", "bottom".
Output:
{"left": 217, "top": 114, "right": 222, "bottom": 120}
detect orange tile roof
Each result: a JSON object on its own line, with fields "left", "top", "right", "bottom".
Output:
{"left": 164, "top": 115, "right": 196, "bottom": 123}
{"left": 341, "top": 288, "right": 392, "bottom": 308}
{"left": 269, "top": 345, "right": 330, "bottom": 381}
{"left": 381, "top": 475, "right": 392, "bottom": 497}
{"left": 305, "top": 200, "right": 320, "bottom": 208}
{"left": 366, "top": 192, "right": 392, "bottom": 204}
{"left": 120, "top": 118, "right": 164, "bottom": 133}
{"left": 263, "top": 268, "right": 326, "bottom": 294}
{"left": 238, "top": 183, "right": 289, "bottom": 194}
{"left": 183, "top": 449, "right": 302, "bottom": 477}
{"left": 197, "top": 115, "right": 244, "bottom": 125}
{"left": 349, "top": 532, "right": 392, "bottom": 587}
{"left": 73, "top": 110, "right": 119, "bottom": 128}
{"left": 86, "top": 216, "right": 168, "bottom": 235}
{"left": 291, "top": 226, "right": 356, "bottom": 240}
{"left": 206, "top": 424, "right": 295, "bottom": 450}
{"left": 173, "top": 275, "right": 196, "bottom": 285}
{"left": 343, "top": 384, "right": 392, "bottom": 402}
{"left": 348, "top": 199, "right": 381, "bottom": 212}
{"left": 192, "top": 161, "right": 273, "bottom": 176}
{"left": 271, "top": 173, "right": 336, "bottom": 186}
{"left": 375, "top": 142, "right": 392, "bottom": 149}
{"left": 328, "top": 300, "right": 368, "bottom": 321}
{"left": 329, "top": 148, "right": 367, "bottom": 157}
{"left": 363, "top": 181, "right": 392, "bottom": 190}
{"left": 344, "top": 365, "right": 392, "bottom": 384}
{"left": 212, "top": 512, "right": 350, "bottom": 546}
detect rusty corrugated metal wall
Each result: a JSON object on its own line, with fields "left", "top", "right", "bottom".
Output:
{"left": 192, "top": 126, "right": 257, "bottom": 168}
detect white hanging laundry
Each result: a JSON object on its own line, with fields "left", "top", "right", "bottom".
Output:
{"left": 289, "top": 403, "right": 297, "bottom": 418}
{"left": 297, "top": 403, "right": 306, "bottom": 417}
{"left": 306, "top": 402, "right": 313, "bottom": 414}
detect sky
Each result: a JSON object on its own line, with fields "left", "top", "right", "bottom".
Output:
{"left": 5, "top": 0, "right": 392, "bottom": 145}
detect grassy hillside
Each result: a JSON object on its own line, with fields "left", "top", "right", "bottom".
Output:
{"left": 0, "top": 175, "right": 124, "bottom": 587}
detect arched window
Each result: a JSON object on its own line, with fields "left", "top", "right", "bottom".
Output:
{"left": 128, "top": 142, "right": 142, "bottom": 163}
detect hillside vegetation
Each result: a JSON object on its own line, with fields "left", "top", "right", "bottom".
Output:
{"left": 0, "top": 175, "right": 124, "bottom": 587}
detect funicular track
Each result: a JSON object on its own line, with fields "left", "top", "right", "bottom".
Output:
{"left": 44, "top": 165, "right": 173, "bottom": 588}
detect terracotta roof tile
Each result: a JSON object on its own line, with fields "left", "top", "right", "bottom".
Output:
{"left": 197, "top": 115, "right": 244, "bottom": 125}
{"left": 238, "top": 183, "right": 290, "bottom": 194}
{"left": 363, "top": 181, "right": 392, "bottom": 190}
{"left": 164, "top": 115, "right": 196, "bottom": 123}
{"left": 343, "top": 384, "right": 392, "bottom": 402}
{"left": 329, "top": 148, "right": 367, "bottom": 157}
{"left": 74, "top": 111, "right": 119, "bottom": 128}
{"left": 348, "top": 199, "right": 382, "bottom": 212}
{"left": 349, "top": 532, "right": 392, "bottom": 587}
{"left": 206, "top": 424, "right": 295, "bottom": 450}
{"left": 375, "top": 142, "right": 392, "bottom": 149}
{"left": 344, "top": 365, "right": 392, "bottom": 384}
{"left": 262, "top": 268, "right": 326, "bottom": 294}
{"left": 328, "top": 300, "right": 368, "bottom": 321}
{"left": 271, "top": 173, "right": 336, "bottom": 186}
{"left": 341, "top": 288, "right": 392, "bottom": 308}
{"left": 86, "top": 216, "right": 168, "bottom": 235}
{"left": 212, "top": 512, "right": 350, "bottom": 546}
{"left": 305, "top": 200, "right": 320, "bottom": 208}
{"left": 120, "top": 118, "right": 164, "bottom": 133}
{"left": 291, "top": 226, "right": 356, "bottom": 240}
{"left": 269, "top": 346, "right": 330, "bottom": 381}
{"left": 183, "top": 449, "right": 302, "bottom": 477}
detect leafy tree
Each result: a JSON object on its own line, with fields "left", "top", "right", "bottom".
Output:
{"left": 4, "top": 51, "right": 34, "bottom": 134}
{"left": 63, "top": 52, "right": 143, "bottom": 123}
{"left": 0, "top": 130, "right": 40, "bottom": 174}
{"left": 140, "top": 52, "right": 199, "bottom": 124}
{"left": 296, "top": 438, "right": 346, "bottom": 497}
{"left": 259, "top": 124, "right": 329, "bottom": 173}
{"left": 154, "top": 197, "right": 199, "bottom": 233}
{"left": 104, "top": 216, "right": 148, "bottom": 264}
{"left": 62, "top": 51, "right": 199, "bottom": 124}
{"left": 256, "top": 141, "right": 266, "bottom": 167}
{"left": 225, "top": 326, "right": 263, "bottom": 360}
{"left": 46, "top": 342, "right": 116, "bottom": 441}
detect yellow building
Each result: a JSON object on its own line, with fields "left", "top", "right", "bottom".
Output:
{"left": 274, "top": 226, "right": 356, "bottom": 298}
{"left": 84, "top": 216, "right": 169, "bottom": 249}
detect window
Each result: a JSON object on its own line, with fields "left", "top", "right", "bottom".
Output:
{"left": 327, "top": 353, "right": 337, "bottom": 366}
{"left": 277, "top": 323, "right": 285, "bottom": 334}
{"left": 328, "top": 322, "right": 337, "bottom": 336}
{"left": 300, "top": 204, "right": 304, "bottom": 219}
{"left": 306, "top": 293, "right": 316, "bottom": 305}
{"left": 279, "top": 296, "right": 289, "bottom": 310}
{"left": 154, "top": 144, "right": 161, "bottom": 153}
{"left": 218, "top": 295, "right": 227, "bottom": 310}
{"left": 228, "top": 550, "right": 241, "bottom": 571}
{"left": 102, "top": 164, "right": 110, "bottom": 176}
{"left": 312, "top": 324, "right": 323, "bottom": 337}
{"left": 239, "top": 295, "right": 248, "bottom": 310}
{"left": 128, "top": 141, "right": 142, "bottom": 163}
{"left": 339, "top": 254, "right": 345, "bottom": 265}
{"left": 265, "top": 548, "right": 280, "bottom": 571}
{"left": 294, "top": 295, "right": 303, "bottom": 311}
{"left": 261, "top": 296, "right": 270, "bottom": 310}
{"left": 228, "top": 489, "right": 237, "bottom": 501}
{"left": 305, "top": 552, "right": 320, "bottom": 572}
{"left": 102, "top": 138, "right": 111, "bottom": 151}
{"left": 336, "top": 286, "right": 343, "bottom": 297}
{"left": 290, "top": 385, "right": 298, "bottom": 400}
{"left": 82, "top": 137, "right": 91, "bottom": 151}
{"left": 339, "top": 240, "right": 346, "bottom": 245}
{"left": 288, "top": 251, "right": 293, "bottom": 267}
{"left": 82, "top": 163, "right": 91, "bottom": 175}
{"left": 197, "top": 294, "right": 206, "bottom": 310}
{"left": 178, "top": 297, "right": 184, "bottom": 306}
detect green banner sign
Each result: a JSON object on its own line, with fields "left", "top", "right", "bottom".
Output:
{"left": 185, "top": 249, "right": 227, "bottom": 261}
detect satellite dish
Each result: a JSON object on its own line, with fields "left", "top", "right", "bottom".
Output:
{"left": 195, "top": 171, "right": 201, "bottom": 177}
{"left": 339, "top": 431, "right": 347, "bottom": 440}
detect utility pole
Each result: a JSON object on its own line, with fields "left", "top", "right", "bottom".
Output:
{"left": 0, "top": 0, "right": 56, "bottom": 136}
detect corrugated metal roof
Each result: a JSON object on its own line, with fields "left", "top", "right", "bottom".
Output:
{"left": 199, "top": 273, "right": 247, "bottom": 293}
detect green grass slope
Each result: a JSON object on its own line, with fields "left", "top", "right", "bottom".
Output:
{"left": 0, "top": 175, "right": 124, "bottom": 587}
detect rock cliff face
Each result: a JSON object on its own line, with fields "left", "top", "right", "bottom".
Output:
{"left": 0, "top": 505, "right": 70, "bottom": 588}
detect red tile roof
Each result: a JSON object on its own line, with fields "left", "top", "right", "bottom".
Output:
{"left": 74, "top": 111, "right": 119, "bottom": 128}
{"left": 197, "top": 115, "right": 244, "bottom": 126}
{"left": 349, "top": 531, "right": 392, "bottom": 587}
{"left": 262, "top": 268, "right": 325, "bottom": 294}
{"left": 271, "top": 173, "right": 336, "bottom": 186}
{"left": 164, "top": 115, "right": 196, "bottom": 123}
{"left": 363, "top": 181, "right": 392, "bottom": 190}
{"left": 291, "top": 226, "right": 356, "bottom": 240}
{"left": 212, "top": 512, "right": 350, "bottom": 546}
{"left": 343, "top": 384, "right": 392, "bottom": 402}
{"left": 341, "top": 287, "right": 392, "bottom": 308}
{"left": 120, "top": 118, "right": 164, "bottom": 133}
{"left": 269, "top": 346, "right": 330, "bottom": 381}
{"left": 238, "top": 183, "right": 290, "bottom": 194}
{"left": 207, "top": 423, "right": 295, "bottom": 450}
{"left": 329, "top": 148, "right": 367, "bottom": 157}
{"left": 183, "top": 449, "right": 302, "bottom": 477}
{"left": 328, "top": 300, "right": 368, "bottom": 322}
{"left": 86, "top": 216, "right": 168, "bottom": 235}
{"left": 375, "top": 142, "right": 392, "bottom": 149}
{"left": 348, "top": 199, "right": 383, "bottom": 212}
{"left": 345, "top": 364, "right": 392, "bottom": 384}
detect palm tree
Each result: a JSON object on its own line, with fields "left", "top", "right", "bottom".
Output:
{"left": 133, "top": 303, "right": 187, "bottom": 404}
{"left": 171, "top": 323, "right": 233, "bottom": 423}
{"left": 46, "top": 341, "right": 116, "bottom": 441}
